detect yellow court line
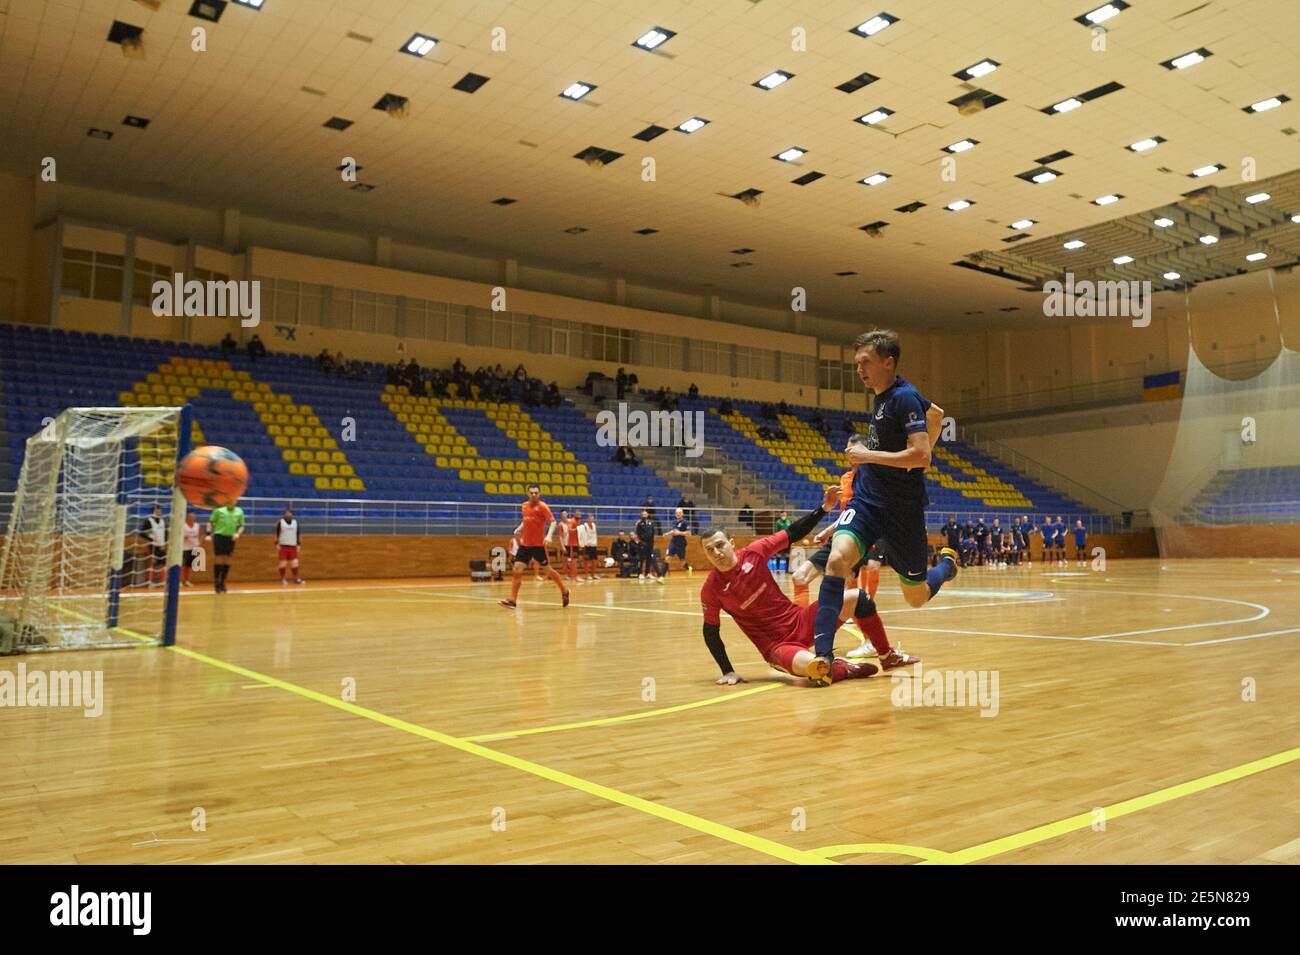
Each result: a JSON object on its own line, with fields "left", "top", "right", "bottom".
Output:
{"left": 929, "top": 744, "right": 1300, "bottom": 865}
{"left": 164, "top": 644, "right": 834, "bottom": 866}
{"left": 810, "top": 842, "right": 956, "bottom": 863}
{"left": 462, "top": 683, "right": 781, "bottom": 742}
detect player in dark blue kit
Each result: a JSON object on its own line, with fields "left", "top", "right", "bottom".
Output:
{"left": 1053, "top": 515, "right": 1068, "bottom": 566}
{"left": 666, "top": 507, "right": 692, "bottom": 573}
{"left": 809, "top": 329, "right": 958, "bottom": 685}
{"left": 1041, "top": 515, "right": 1055, "bottom": 565}
{"left": 1073, "top": 519, "right": 1087, "bottom": 566}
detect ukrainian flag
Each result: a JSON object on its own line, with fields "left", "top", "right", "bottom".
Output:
{"left": 1142, "top": 370, "right": 1181, "bottom": 401}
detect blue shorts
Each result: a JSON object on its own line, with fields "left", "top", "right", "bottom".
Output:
{"left": 667, "top": 536, "right": 687, "bottom": 558}
{"left": 830, "top": 500, "right": 928, "bottom": 584}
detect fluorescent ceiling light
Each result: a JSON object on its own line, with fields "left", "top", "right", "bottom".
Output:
{"left": 852, "top": 13, "right": 898, "bottom": 36}
{"left": 1245, "top": 192, "right": 1270, "bottom": 203}
{"left": 1246, "top": 252, "right": 1268, "bottom": 262}
{"left": 1113, "top": 255, "right": 1133, "bottom": 265}
{"left": 1063, "top": 239, "right": 1085, "bottom": 250}
{"left": 945, "top": 199, "right": 973, "bottom": 211}
{"left": 858, "top": 108, "right": 893, "bottom": 125}
{"left": 1009, "top": 219, "right": 1035, "bottom": 230}
{"left": 561, "top": 82, "right": 595, "bottom": 100}
{"left": 677, "top": 117, "right": 708, "bottom": 133}
{"left": 861, "top": 172, "right": 890, "bottom": 186}
{"left": 1153, "top": 217, "right": 1174, "bottom": 228}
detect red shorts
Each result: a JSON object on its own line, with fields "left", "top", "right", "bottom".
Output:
{"left": 761, "top": 602, "right": 820, "bottom": 674}
{"left": 278, "top": 545, "right": 299, "bottom": 561}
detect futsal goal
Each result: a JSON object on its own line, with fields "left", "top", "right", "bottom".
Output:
{"left": 0, "top": 406, "right": 192, "bottom": 653}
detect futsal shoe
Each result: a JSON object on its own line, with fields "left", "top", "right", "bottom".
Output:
{"left": 562, "top": 590, "right": 570, "bottom": 607}
{"left": 499, "top": 599, "right": 518, "bottom": 609}
{"left": 879, "top": 648, "right": 920, "bottom": 670}
{"left": 845, "top": 642, "right": 879, "bottom": 661}
{"left": 805, "top": 655, "right": 833, "bottom": 687}
{"left": 939, "top": 547, "right": 960, "bottom": 578}
{"left": 294, "top": 578, "right": 304, "bottom": 585}
{"left": 831, "top": 657, "right": 878, "bottom": 681}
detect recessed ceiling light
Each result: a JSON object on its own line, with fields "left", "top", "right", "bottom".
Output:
{"left": 1032, "top": 170, "right": 1058, "bottom": 183}
{"left": 1076, "top": 2, "right": 1128, "bottom": 25}
{"left": 775, "top": 147, "right": 806, "bottom": 162}
{"left": 676, "top": 117, "right": 708, "bottom": 133}
{"left": 1063, "top": 239, "right": 1086, "bottom": 250}
{"left": 1009, "top": 219, "right": 1036, "bottom": 230}
{"left": 1128, "top": 136, "right": 1164, "bottom": 151}
{"left": 233, "top": 0, "right": 264, "bottom": 8}
{"left": 633, "top": 27, "right": 675, "bottom": 50}
{"left": 87, "top": 127, "right": 113, "bottom": 140}
{"left": 188, "top": 1, "right": 224, "bottom": 22}
{"left": 1153, "top": 217, "right": 1174, "bottom": 228}
{"left": 122, "top": 115, "right": 150, "bottom": 128}
{"left": 1246, "top": 252, "right": 1268, "bottom": 262}
{"left": 851, "top": 13, "right": 898, "bottom": 36}
{"left": 1245, "top": 192, "right": 1270, "bottom": 203}
{"left": 1245, "top": 94, "right": 1289, "bottom": 113}
{"left": 945, "top": 199, "right": 974, "bottom": 211}
{"left": 1198, "top": 234, "right": 1218, "bottom": 244}
{"left": 1162, "top": 48, "right": 1211, "bottom": 70}
{"left": 1113, "top": 255, "right": 1134, "bottom": 265}
{"left": 402, "top": 33, "right": 437, "bottom": 56}
{"left": 1163, "top": 271, "right": 1181, "bottom": 280}
{"left": 858, "top": 107, "right": 894, "bottom": 125}
{"left": 1292, "top": 214, "right": 1300, "bottom": 224}
{"left": 1093, "top": 194, "right": 1122, "bottom": 205}
{"left": 1051, "top": 98, "right": 1083, "bottom": 113}
{"left": 943, "top": 139, "right": 978, "bottom": 153}
{"left": 956, "top": 59, "right": 999, "bottom": 80}
{"left": 861, "top": 172, "right": 890, "bottom": 186}
{"left": 560, "top": 82, "right": 596, "bottom": 100}
{"left": 1190, "top": 163, "right": 1223, "bottom": 177}
{"left": 755, "top": 70, "right": 794, "bottom": 90}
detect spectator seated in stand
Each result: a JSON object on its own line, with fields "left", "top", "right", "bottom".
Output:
{"left": 246, "top": 334, "right": 266, "bottom": 360}
{"left": 220, "top": 332, "right": 238, "bottom": 355}
{"left": 613, "top": 445, "right": 640, "bottom": 467}
{"left": 543, "top": 381, "right": 562, "bottom": 407}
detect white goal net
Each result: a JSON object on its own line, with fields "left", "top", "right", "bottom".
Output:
{"left": 0, "top": 407, "right": 188, "bottom": 653}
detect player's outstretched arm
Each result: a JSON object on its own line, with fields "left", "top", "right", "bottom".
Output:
{"left": 703, "top": 622, "right": 743, "bottom": 683}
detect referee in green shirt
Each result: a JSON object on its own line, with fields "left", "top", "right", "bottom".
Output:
{"left": 206, "top": 504, "right": 245, "bottom": 593}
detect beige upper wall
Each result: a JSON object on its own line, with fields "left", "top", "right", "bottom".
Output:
{"left": 6, "top": 168, "right": 1298, "bottom": 413}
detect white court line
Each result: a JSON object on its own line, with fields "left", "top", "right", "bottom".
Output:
{"left": 1184, "top": 627, "right": 1300, "bottom": 647}
{"left": 882, "top": 624, "right": 1183, "bottom": 647}
{"left": 1077, "top": 591, "right": 1269, "bottom": 640}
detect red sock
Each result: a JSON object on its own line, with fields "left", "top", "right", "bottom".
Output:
{"left": 181, "top": 565, "right": 190, "bottom": 583}
{"left": 279, "top": 566, "right": 286, "bottom": 580}
{"left": 855, "top": 613, "right": 892, "bottom": 656}
{"left": 793, "top": 580, "right": 809, "bottom": 607}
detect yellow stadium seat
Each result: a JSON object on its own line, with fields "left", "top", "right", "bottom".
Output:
{"left": 323, "top": 464, "right": 338, "bottom": 476}
{"left": 347, "top": 478, "right": 364, "bottom": 491}
{"left": 339, "top": 465, "right": 354, "bottom": 477}
{"left": 274, "top": 435, "right": 290, "bottom": 448}
{"left": 330, "top": 477, "right": 347, "bottom": 490}
{"left": 459, "top": 469, "right": 472, "bottom": 481}
{"left": 435, "top": 456, "right": 448, "bottom": 468}
{"left": 289, "top": 462, "right": 305, "bottom": 475}
{"left": 314, "top": 477, "right": 331, "bottom": 490}
{"left": 307, "top": 437, "right": 322, "bottom": 449}
{"left": 305, "top": 463, "right": 322, "bottom": 476}
{"left": 330, "top": 451, "right": 345, "bottom": 463}
{"left": 486, "top": 482, "right": 497, "bottom": 495}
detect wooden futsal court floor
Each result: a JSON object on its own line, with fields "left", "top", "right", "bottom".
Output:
{"left": 3, "top": 558, "right": 1298, "bottom": 864}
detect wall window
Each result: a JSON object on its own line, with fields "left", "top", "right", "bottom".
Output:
{"left": 132, "top": 260, "right": 173, "bottom": 305}
{"left": 60, "top": 248, "right": 123, "bottom": 303}
{"left": 588, "top": 324, "right": 631, "bottom": 364}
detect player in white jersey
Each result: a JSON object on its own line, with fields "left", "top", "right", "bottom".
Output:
{"left": 275, "top": 508, "right": 304, "bottom": 585}
{"left": 181, "top": 511, "right": 203, "bottom": 588}
{"left": 577, "top": 513, "right": 599, "bottom": 580}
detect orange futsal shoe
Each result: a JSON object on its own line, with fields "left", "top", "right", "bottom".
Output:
{"left": 805, "top": 655, "right": 833, "bottom": 687}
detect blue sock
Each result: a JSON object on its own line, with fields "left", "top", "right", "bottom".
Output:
{"left": 813, "top": 575, "right": 845, "bottom": 658}
{"left": 926, "top": 555, "right": 956, "bottom": 598}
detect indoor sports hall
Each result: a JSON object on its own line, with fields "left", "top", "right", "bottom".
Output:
{"left": 1, "top": 0, "right": 1297, "bottom": 871}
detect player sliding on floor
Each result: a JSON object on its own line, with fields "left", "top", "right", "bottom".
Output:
{"left": 810, "top": 329, "right": 959, "bottom": 684}
{"left": 500, "top": 484, "right": 570, "bottom": 609}
{"left": 700, "top": 485, "right": 918, "bottom": 687}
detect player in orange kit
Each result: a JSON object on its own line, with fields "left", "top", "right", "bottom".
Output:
{"left": 500, "top": 485, "right": 570, "bottom": 609}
